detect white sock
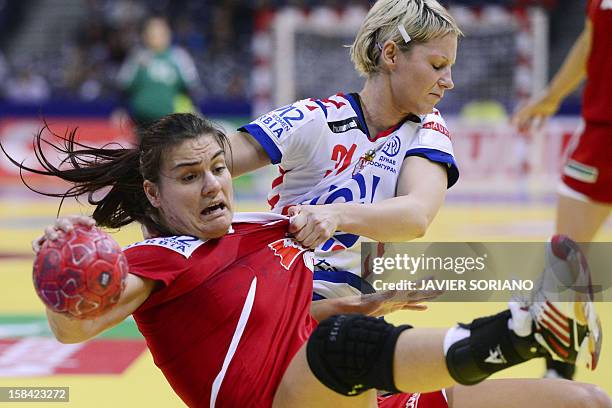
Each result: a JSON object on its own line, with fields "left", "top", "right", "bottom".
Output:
{"left": 508, "top": 301, "right": 533, "bottom": 337}
{"left": 443, "top": 326, "right": 470, "bottom": 355}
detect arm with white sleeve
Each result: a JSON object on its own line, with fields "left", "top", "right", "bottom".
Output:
{"left": 289, "top": 110, "right": 456, "bottom": 247}
{"left": 288, "top": 155, "right": 447, "bottom": 247}
{"left": 230, "top": 101, "right": 456, "bottom": 247}
{"left": 228, "top": 100, "right": 326, "bottom": 177}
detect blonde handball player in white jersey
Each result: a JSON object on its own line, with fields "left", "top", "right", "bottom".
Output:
{"left": 231, "top": 0, "right": 457, "bottom": 301}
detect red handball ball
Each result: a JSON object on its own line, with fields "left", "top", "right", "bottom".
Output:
{"left": 33, "top": 224, "right": 128, "bottom": 319}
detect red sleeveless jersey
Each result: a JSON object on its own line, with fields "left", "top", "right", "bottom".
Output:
{"left": 584, "top": 0, "right": 612, "bottom": 123}
{"left": 124, "top": 217, "right": 316, "bottom": 407}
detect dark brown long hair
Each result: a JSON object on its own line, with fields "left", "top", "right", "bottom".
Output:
{"left": 0, "top": 113, "right": 230, "bottom": 236}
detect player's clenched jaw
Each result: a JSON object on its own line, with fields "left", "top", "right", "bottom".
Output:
{"left": 390, "top": 33, "right": 457, "bottom": 115}
{"left": 143, "top": 134, "right": 234, "bottom": 240}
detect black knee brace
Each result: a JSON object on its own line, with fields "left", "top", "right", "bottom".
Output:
{"left": 306, "top": 314, "right": 412, "bottom": 396}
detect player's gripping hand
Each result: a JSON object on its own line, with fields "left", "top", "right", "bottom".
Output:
{"left": 287, "top": 205, "right": 339, "bottom": 249}
{"left": 32, "top": 215, "right": 96, "bottom": 253}
{"left": 511, "top": 90, "right": 561, "bottom": 133}
{"left": 350, "top": 283, "right": 443, "bottom": 317}
{"left": 310, "top": 279, "right": 443, "bottom": 321}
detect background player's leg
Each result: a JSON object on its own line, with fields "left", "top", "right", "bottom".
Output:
{"left": 447, "top": 379, "right": 611, "bottom": 408}
{"left": 556, "top": 194, "right": 610, "bottom": 242}
{"left": 549, "top": 193, "right": 610, "bottom": 378}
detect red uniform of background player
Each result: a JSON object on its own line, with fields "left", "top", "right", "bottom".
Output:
{"left": 561, "top": 0, "right": 612, "bottom": 204}
{"left": 125, "top": 216, "right": 316, "bottom": 407}
{"left": 512, "top": 0, "right": 612, "bottom": 379}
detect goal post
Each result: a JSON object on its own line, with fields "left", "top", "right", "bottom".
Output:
{"left": 260, "top": 5, "right": 549, "bottom": 113}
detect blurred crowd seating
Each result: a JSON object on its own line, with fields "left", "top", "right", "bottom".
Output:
{"left": 0, "top": 0, "right": 561, "bottom": 107}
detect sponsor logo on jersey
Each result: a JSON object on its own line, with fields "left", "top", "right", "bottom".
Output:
{"left": 352, "top": 149, "right": 377, "bottom": 175}
{"left": 268, "top": 238, "right": 309, "bottom": 270}
{"left": 124, "top": 236, "right": 206, "bottom": 258}
{"left": 382, "top": 135, "right": 401, "bottom": 157}
{"left": 422, "top": 121, "right": 451, "bottom": 138}
{"left": 328, "top": 117, "right": 360, "bottom": 134}
{"left": 352, "top": 148, "right": 398, "bottom": 175}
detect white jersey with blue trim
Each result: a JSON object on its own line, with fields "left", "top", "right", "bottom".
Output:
{"left": 239, "top": 92, "right": 458, "bottom": 299}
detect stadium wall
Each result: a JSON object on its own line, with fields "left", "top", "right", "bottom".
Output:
{"left": 0, "top": 110, "right": 582, "bottom": 202}
{"left": 0, "top": 99, "right": 258, "bottom": 196}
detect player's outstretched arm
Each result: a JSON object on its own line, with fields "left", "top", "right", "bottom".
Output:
{"left": 34, "top": 216, "right": 156, "bottom": 343}
{"left": 310, "top": 286, "right": 442, "bottom": 322}
{"left": 288, "top": 155, "right": 447, "bottom": 247}
{"left": 227, "top": 131, "right": 271, "bottom": 177}
{"left": 46, "top": 272, "right": 155, "bottom": 343}
{"left": 512, "top": 18, "right": 592, "bottom": 132}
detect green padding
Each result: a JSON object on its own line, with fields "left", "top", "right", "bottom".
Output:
{"left": 0, "top": 315, "right": 143, "bottom": 339}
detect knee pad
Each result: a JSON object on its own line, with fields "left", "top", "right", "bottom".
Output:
{"left": 306, "top": 314, "right": 412, "bottom": 396}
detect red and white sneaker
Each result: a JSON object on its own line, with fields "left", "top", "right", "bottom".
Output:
{"left": 528, "top": 235, "right": 602, "bottom": 370}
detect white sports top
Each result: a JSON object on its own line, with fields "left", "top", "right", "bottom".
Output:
{"left": 240, "top": 92, "right": 458, "bottom": 298}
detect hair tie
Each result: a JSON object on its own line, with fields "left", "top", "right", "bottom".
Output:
{"left": 398, "top": 24, "right": 411, "bottom": 43}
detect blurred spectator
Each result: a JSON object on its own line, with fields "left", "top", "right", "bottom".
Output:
{"left": 2, "top": 0, "right": 563, "bottom": 107}
{"left": 173, "top": 15, "right": 206, "bottom": 54}
{"left": 105, "top": 0, "right": 146, "bottom": 27}
{"left": 0, "top": 50, "right": 7, "bottom": 91}
{"left": 197, "top": 3, "right": 252, "bottom": 100}
{"left": 115, "top": 16, "right": 200, "bottom": 127}
{"left": 4, "top": 66, "right": 50, "bottom": 103}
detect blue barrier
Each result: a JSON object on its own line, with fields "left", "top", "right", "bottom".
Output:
{"left": 0, "top": 98, "right": 252, "bottom": 118}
